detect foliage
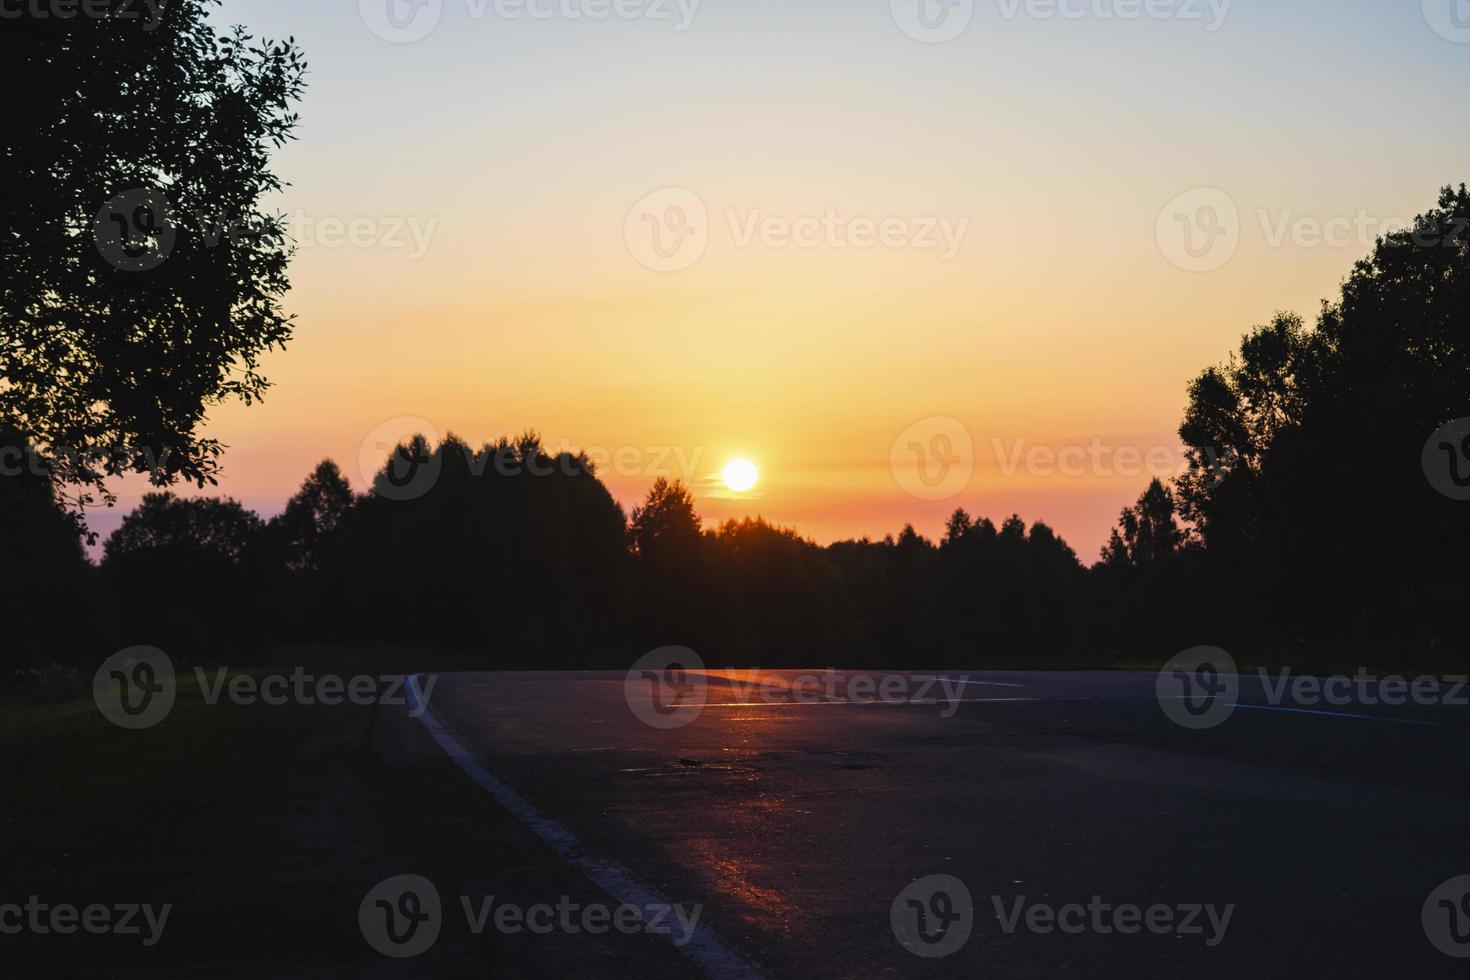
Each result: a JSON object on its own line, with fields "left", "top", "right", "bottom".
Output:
{"left": 0, "top": 0, "right": 307, "bottom": 519}
{"left": 10, "top": 181, "right": 1468, "bottom": 673}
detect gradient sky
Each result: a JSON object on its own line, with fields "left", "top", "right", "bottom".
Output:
{"left": 89, "top": 0, "right": 1470, "bottom": 558}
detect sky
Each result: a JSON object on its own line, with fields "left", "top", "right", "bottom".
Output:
{"left": 88, "top": 0, "right": 1470, "bottom": 558}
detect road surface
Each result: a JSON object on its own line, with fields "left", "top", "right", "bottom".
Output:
{"left": 370, "top": 669, "right": 1470, "bottom": 977}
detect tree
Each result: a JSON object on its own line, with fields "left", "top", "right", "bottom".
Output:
{"left": 1176, "top": 312, "right": 1316, "bottom": 554}
{"left": 944, "top": 507, "right": 974, "bottom": 545}
{"left": 0, "top": 1, "right": 307, "bottom": 516}
{"left": 325, "top": 433, "right": 631, "bottom": 663}
{"left": 273, "top": 460, "right": 355, "bottom": 575}
{"left": 706, "top": 517, "right": 857, "bottom": 661}
{"left": 628, "top": 478, "right": 702, "bottom": 561}
{"left": 0, "top": 429, "right": 114, "bottom": 676}
{"left": 627, "top": 479, "right": 720, "bottom": 652}
{"left": 1174, "top": 186, "right": 1470, "bottom": 664}
{"left": 1101, "top": 479, "right": 1184, "bottom": 567}
{"left": 104, "top": 493, "right": 264, "bottom": 565}
{"left": 101, "top": 492, "right": 269, "bottom": 656}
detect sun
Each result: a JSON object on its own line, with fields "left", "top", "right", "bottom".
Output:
{"left": 722, "top": 459, "right": 759, "bottom": 493}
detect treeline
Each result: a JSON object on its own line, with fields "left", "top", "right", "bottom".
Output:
{"left": 3, "top": 187, "right": 1468, "bottom": 678}
{"left": 0, "top": 437, "right": 1101, "bottom": 672}
{"left": 1102, "top": 185, "right": 1470, "bottom": 671}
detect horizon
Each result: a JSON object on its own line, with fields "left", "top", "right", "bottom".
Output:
{"left": 76, "top": 0, "right": 1470, "bottom": 557}
{"left": 9, "top": 3, "right": 1470, "bottom": 976}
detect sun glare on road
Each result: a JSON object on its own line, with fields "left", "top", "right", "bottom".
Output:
{"left": 722, "top": 459, "right": 759, "bottom": 493}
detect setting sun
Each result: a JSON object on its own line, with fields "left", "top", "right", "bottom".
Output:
{"left": 722, "top": 459, "right": 759, "bottom": 493}
{"left": 10, "top": 4, "right": 1469, "bottom": 977}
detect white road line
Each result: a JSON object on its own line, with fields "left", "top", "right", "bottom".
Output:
{"left": 944, "top": 677, "right": 1026, "bottom": 689}
{"left": 405, "top": 675, "right": 765, "bottom": 980}
{"left": 1231, "top": 704, "right": 1439, "bottom": 726}
{"left": 699, "top": 696, "right": 1446, "bottom": 722}
{"left": 705, "top": 695, "right": 1134, "bottom": 707}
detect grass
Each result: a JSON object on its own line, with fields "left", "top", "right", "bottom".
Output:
{"left": 1, "top": 642, "right": 504, "bottom": 892}
{"left": 2, "top": 668, "right": 333, "bottom": 893}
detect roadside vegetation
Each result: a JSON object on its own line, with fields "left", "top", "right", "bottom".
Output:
{"left": 6, "top": 187, "right": 1468, "bottom": 681}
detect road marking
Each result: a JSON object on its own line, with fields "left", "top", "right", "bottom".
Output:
{"left": 1231, "top": 704, "right": 1439, "bottom": 726}
{"left": 945, "top": 677, "right": 1026, "bottom": 689}
{"left": 405, "top": 675, "right": 764, "bottom": 980}
{"left": 700, "top": 696, "right": 1445, "bottom": 723}
{"left": 707, "top": 695, "right": 1136, "bottom": 707}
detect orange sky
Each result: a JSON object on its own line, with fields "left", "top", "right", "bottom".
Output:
{"left": 86, "top": 1, "right": 1470, "bottom": 559}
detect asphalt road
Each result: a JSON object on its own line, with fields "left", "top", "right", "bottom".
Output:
{"left": 375, "top": 669, "right": 1470, "bottom": 978}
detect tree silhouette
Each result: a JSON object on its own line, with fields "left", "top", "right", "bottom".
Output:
{"left": 272, "top": 460, "right": 355, "bottom": 576}
{"left": 105, "top": 493, "right": 264, "bottom": 564}
{"left": 0, "top": 429, "right": 114, "bottom": 679}
{"left": 627, "top": 479, "right": 715, "bottom": 652}
{"left": 101, "top": 493, "right": 270, "bottom": 657}
{"left": 326, "top": 433, "right": 629, "bottom": 663}
{"left": 1176, "top": 186, "right": 1470, "bottom": 665}
{"left": 1091, "top": 479, "right": 1205, "bottom": 661}
{"left": 0, "top": 1, "right": 307, "bottom": 515}
{"left": 629, "top": 478, "right": 703, "bottom": 561}
{"left": 34, "top": 187, "right": 1466, "bottom": 674}
{"left": 1101, "top": 479, "right": 1184, "bottom": 568}
{"left": 707, "top": 517, "right": 859, "bottom": 662}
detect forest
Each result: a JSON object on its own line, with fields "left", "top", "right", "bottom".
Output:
{"left": 5, "top": 188, "right": 1467, "bottom": 681}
